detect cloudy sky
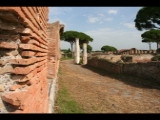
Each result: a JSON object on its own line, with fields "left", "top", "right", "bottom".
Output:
{"left": 48, "top": 7, "right": 157, "bottom": 51}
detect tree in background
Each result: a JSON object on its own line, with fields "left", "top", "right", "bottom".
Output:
{"left": 141, "top": 29, "right": 160, "bottom": 49}
{"left": 78, "top": 32, "right": 93, "bottom": 45}
{"left": 60, "top": 30, "right": 79, "bottom": 57}
{"left": 134, "top": 7, "right": 160, "bottom": 50}
{"left": 78, "top": 32, "right": 93, "bottom": 64}
{"left": 61, "top": 31, "right": 93, "bottom": 58}
{"left": 61, "top": 48, "right": 71, "bottom": 53}
{"left": 101, "top": 45, "right": 117, "bottom": 52}
{"left": 142, "top": 38, "right": 152, "bottom": 50}
{"left": 80, "top": 44, "right": 93, "bottom": 53}
{"left": 87, "top": 44, "right": 92, "bottom": 53}
{"left": 134, "top": 7, "right": 160, "bottom": 31}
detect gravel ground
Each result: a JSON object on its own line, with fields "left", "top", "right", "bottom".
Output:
{"left": 56, "top": 59, "right": 160, "bottom": 113}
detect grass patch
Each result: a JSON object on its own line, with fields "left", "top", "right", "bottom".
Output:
{"left": 54, "top": 67, "right": 85, "bottom": 113}
{"left": 60, "top": 57, "right": 73, "bottom": 61}
{"left": 55, "top": 86, "right": 84, "bottom": 113}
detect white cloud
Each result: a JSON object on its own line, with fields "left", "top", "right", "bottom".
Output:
{"left": 87, "top": 14, "right": 113, "bottom": 24}
{"left": 108, "top": 10, "right": 118, "bottom": 15}
{"left": 123, "top": 22, "right": 135, "bottom": 29}
{"left": 88, "top": 16, "right": 99, "bottom": 23}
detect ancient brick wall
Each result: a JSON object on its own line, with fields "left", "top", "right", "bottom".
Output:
{"left": 0, "top": 7, "right": 49, "bottom": 113}
{"left": 47, "top": 21, "right": 64, "bottom": 79}
{"left": 87, "top": 57, "right": 160, "bottom": 84}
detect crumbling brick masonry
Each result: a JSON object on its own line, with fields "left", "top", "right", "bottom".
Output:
{"left": 0, "top": 7, "right": 59, "bottom": 113}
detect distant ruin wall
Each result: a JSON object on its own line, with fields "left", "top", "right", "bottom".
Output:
{"left": 87, "top": 57, "right": 160, "bottom": 83}
{"left": 0, "top": 7, "right": 49, "bottom": 113}
{"left": 117, "top": 48, "right": 157, "bottom": 55}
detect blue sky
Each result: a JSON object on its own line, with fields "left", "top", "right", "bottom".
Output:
{"left": 48, "top": 7, "right": 157, "bottom": 51}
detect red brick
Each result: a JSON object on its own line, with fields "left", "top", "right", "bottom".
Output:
{"left": 0, "top": 7, "right": 51, "bottom": 113}
{"left": 10, "top": 58, "right": 37, "bottom": 65}
{"left": 0, "top": 65, "right": 14, "bottom": 75}
{"left": 28, "top": 39, "right": 48, "bottom": 50}
{"left": 20, "top": 35, "right": 31, "bottom": 43}
{"left": 35, "top": 52, "right": 47, "bottom": 57}
{"left": 0, "top": 19, "right": 25, "bottom": 32}
{"left": 20, "top": 7, "right": 47, "bottom": 43}
{"left": 27, "top": 7, "right": 47, "bottom": 37}
{"left": 13, "top": 59, "right": 47, "bottom": 74}
{"left": 20, "top": 51, "right": 36, "bottom": 57}
{"left": 1, "top": 7, "right": 48, "bottom": 46}
{"left": 1, "top": 91, "right": 27, "bottom": 107}
{"left": 28, "top": 39, "right": 39, "bottom": 45}
{"left": 19, "top": 44, "right": 48, "bottom": 53}
{"left": 10, "top": 56, "right": 47, "bottom": 65}
{"left": 30, "top": 32, "right": 48, "bottom": 46}
{"left": 0, "top": 41, "right": 18, "bottom": 49}
{"left": 15, "top": 67, "right": 37, "bottom": 83}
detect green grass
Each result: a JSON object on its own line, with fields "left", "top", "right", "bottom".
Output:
{"left": 55, "top": 86, "right": 84, "bottom": 113}
{"left": 55, "top": 87, "right": 84, "bottom": 113}
{"left": 54, "top": 68, "right": 85, "bottom": 113}
{"left": 60, "top": 57, "right": 73, "bottom": 61}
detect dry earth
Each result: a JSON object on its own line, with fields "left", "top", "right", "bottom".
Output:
{"left": 56, "top": 59, "right": 160, "bottom": 113}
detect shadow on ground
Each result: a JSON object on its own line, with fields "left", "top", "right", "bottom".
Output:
{"left": 81, "top": 65, "right": 160, "bottom": 90}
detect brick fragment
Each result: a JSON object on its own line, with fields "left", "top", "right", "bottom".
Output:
{"left": 1, "top": 91, "right": 27, "bottom": 106}
{"left": 0, "top": 41, "right": 18, "bottom": 49}
{"left": 0, "top": 65, "right": 13, "bottom": 75}
{"left": 20, "top": 51, "right": 36, "bottom": 57}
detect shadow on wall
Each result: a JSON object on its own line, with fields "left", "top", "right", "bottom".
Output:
{"left": 81, "top": 65, "right": 160, "bottom": 90}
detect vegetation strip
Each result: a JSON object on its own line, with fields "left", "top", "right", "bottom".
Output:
{"left": 54, "top": 66, "right": 84, "bottom": 113}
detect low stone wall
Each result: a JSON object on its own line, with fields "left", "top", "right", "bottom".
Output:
{"left": 122, "top": 62, "right": 160, "bottom": 82}
{"left": 87, "top": 57, "right": 160, "bottom": 83}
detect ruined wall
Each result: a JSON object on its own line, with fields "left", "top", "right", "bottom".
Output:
{"left": 87, "top": 57, "right": 122, "bottom": 74}
{"left": 87, "top": 57, "right": 160, "bottom": 84}
{"left": 117, "top": 48, "right": 157, "bottom": 55}
{"left": 122, "top": 62, "right": 160, "bottom": 83}
{"left": 121, "top": 54, "right": 154, "bottom": 63}
{"left": 47, "top": 21, "right": 64, "bottom": 79}
{"left": 0, "top": 7, "right": 49, "bottom": 113}
{"left": 47, "top": 22, "right": 64, "bottom": 113}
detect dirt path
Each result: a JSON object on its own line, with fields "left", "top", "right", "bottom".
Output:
{"left": 57, "top": 59, "right": 160, "bottom": 113}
